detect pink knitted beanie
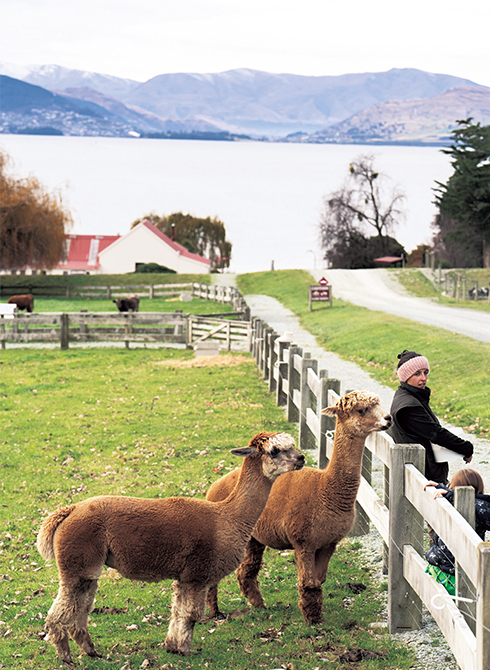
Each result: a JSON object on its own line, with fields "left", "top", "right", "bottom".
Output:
{"left": 396, "top": 350, "right": 430, "bottom": 382}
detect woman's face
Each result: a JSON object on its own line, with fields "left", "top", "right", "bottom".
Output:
{"left": 406, "top": 368, "right": 429, "bottom": 389}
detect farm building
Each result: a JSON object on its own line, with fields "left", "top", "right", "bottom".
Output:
{"left": 98, "top": 220, "right": 210, "bottom": 274}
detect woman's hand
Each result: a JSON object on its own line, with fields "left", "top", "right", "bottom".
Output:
{"left": 424, "top": 481, "right": 438, "bottom": 491}
{"left": 464, "top": 455, "right": 473, "bottom": 463}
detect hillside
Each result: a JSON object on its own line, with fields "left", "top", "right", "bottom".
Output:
{"left": 302, "top": 86, "right": 490, "bottom": 145}
{"left": 0, "top": 75, "right": 222, "bottom": 137}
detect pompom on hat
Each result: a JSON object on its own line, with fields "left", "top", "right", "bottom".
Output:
{"left": 396, "top": 350, "right": 430, "bottom": 382}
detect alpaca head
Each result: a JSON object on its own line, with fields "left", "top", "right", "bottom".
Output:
{"left": 321, "top": 391, "right": 392, "bottom": 436}
{"left": 230, "top": 431, "right": 305, "bottom": 481}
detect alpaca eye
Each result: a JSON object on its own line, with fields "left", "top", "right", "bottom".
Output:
{"left": 357, "top": 409, "right": 366, "bottom": 416}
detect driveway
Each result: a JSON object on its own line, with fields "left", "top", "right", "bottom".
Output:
{"left": 311, "top": 268, "right": 490, "bottom": 343}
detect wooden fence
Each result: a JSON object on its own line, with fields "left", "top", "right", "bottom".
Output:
{"left": 0, "top": 311, "right": 252, "bottom": 351}
{"left": 251, "top": 315, "right": 490, "bottom": 670}
{"left": 443, "top": 273, "right": 490, "bottom": 303}
{"left": 0, "top": 282, "right": 251, "bottom": 350}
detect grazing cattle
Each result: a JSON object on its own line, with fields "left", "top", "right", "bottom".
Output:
{"left": 468, "top": 286, "right": 489, "bottom": 300}
{"left": 7, "top": 294, "right": 34, "bottom": 312}
{"left": 113, "top": 296, "right": 140, "bottom": 312}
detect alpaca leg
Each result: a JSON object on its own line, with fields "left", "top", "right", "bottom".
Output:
{"left": 206, "top": 583, "right": 226, "bottom": 619}
{"left": 295, "top": 549, "right": 323, "bottom": 624}
{"left": 44, "top": 585, "right": 77, "bottom": 665}
{"left": 236, "top": 537, "right": 266, "bottom": 608}
{"left": 315, "top": 543, "right": 337, "bottom": 583}
{"left": 165, "top": 581, "right": 207, "bottom": 655}
{"left": 68, "top": 579, "right": 101, "bottom": 658}
{"left": 45, "top": 579, "right": 100, "bottom": 664}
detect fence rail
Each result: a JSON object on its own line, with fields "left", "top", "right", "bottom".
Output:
{"left": 0, "top": 311, "right": 252, "bottom": 351}
{"left": 250, "top": 314, "right": 490, "bottom": 670}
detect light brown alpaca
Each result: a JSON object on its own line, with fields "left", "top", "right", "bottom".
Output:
{"left": 206, "top": 391, "right": 391, "bottom": 624}
{"left": 36, "top": 431, "right": 304, "bottom": 664}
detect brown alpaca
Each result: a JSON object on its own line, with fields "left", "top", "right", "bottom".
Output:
{"left": 37, "top": 431, "right": 304, "bottom": 664}
{"left": 206, "top": 391, "right": 391, "bottom": 624}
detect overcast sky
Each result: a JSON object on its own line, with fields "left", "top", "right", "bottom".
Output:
{"left": 2, "top": 0, "right": 490, "bottom": 86}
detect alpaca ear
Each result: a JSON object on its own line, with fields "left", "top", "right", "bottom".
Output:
{"left": 230, "top": 446, "right": 257, "bottom": 457}
{"left": 321, "top": 406, "right": 338, "bottom": 417}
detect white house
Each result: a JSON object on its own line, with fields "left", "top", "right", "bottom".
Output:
{"left": 97, "top": 220, "right": 210, "bottom": 274}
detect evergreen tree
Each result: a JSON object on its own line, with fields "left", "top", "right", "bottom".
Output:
{"left": 433, "top": 119, "right": 490, "bottom": 267}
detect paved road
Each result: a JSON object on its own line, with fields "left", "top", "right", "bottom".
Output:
{"left": 310, "top": 268, "right": 490, "bottom": 343}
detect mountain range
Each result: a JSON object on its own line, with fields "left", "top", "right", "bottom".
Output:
{"left": 1, "top": 62, "right": 490, "bottom": 143}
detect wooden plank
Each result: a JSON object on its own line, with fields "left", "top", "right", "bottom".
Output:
{"left": 404, "top": 545, "right": 476, "bottom": 670}
{"left": 356, "top": 478, "right": 390, "bottom": 545}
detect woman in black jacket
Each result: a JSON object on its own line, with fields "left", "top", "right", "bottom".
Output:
{"left": 425, "top": 469, "right": 490, "bottom": 590}
{"left": 390, "top": 349, "right": 473, "bottom": 483}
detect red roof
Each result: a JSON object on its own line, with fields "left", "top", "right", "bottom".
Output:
{"left": 56, "top": 234, "right": 120, "bottom": 271}
{"left": 373, "top": 256, "right": 404, "bottom": 264}
{"left": 140, "top": 220, "right": 211, "bottom": 266}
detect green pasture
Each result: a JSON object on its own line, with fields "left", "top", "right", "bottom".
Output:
{"left": 14, "top": 295, "right": 232, "bottom": 316}
{"left": 238, "top": 269, "right": 490, "bottom": 436}
{"left": 0, "top": 346, "right": 415, "bottom": 669}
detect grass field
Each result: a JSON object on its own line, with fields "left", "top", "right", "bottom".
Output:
{"left": 0, "top": 346, "right": 414, "bottom": 670}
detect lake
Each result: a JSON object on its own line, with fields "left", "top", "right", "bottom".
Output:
{"left": 0, "top": 135, "right": 452, "bottom": 273}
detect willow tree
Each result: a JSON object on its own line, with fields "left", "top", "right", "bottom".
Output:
{"left": 132, "top": 212, "right": 232, "bottom": 271}
{"left": 0, "top": 150, "right": 72, "bottom": 270}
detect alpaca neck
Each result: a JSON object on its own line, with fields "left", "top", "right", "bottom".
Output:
{"left": 323, "top": 423, "right": 367, "bottom": 505}
{"left": 222, "top": 457, "right": 273, "bottom": 534}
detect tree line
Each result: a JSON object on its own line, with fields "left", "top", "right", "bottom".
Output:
{"left": 319, "top": 119, "right": 490, "bottom": 269}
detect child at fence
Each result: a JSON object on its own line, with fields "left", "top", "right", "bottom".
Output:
{"left": 424, "top": 468, "right": 490, "bottom": 595}
{"left": 390, "top": 349, "right": 474, "bottom": 484}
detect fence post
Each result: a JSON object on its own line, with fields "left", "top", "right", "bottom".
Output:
{"left": 106, "top": 286, "right": 111, "bottom": 300}
{"left": 299, "top": 354, "right": 317, "bottom": 452}
{"left": 476, "top": 543, "right": 490, "bottom": 670}
{"left": 268, "top": 332, "right": 279, "bottom": 394}
{"left": 149, "top": 284, "right": 154, "bottom": 299}
{"left": 287, "top": 345, "right": 302, "bottom": 423}
{"left": 454, "top": 486, "right": 477, "bottom": 634}
{"left": 263, "top": 327, "right": 273, "bottom": 380}
{"left": 60, "top": 314, "right": 69, "bottom": 350}
{"left": 388, "top": 444, "right": 424, "bottom": 633}
{"left": 317, "top": 377, "right": 340, "bottom": 470}
{"left": 276, "top": 341, "right": 290, "bottom": 407}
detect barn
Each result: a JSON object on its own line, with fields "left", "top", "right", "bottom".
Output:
{"left": 97, "top": 220, "right": 210, "bottom": 274}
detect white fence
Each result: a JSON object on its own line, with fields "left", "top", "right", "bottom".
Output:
{"left": 251, "top": 315, "right": 490, "bottom": 670}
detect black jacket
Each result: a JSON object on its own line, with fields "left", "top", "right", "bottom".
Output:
{"left": 390, "top": 382, "right": 473, "bottom": 482}
{"left": 425, "top": 485, "right": 490, "bottom": 574}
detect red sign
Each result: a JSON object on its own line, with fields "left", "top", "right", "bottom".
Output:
{"left": 310, "top": 286, "right": 330, "bottom": 301}
{"left": 318, "top": 277, "right": 329, "bottom": 285}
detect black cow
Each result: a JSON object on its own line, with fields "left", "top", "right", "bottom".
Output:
{"left": 468, "top": 287, "right": 489, "bottom": 300}
{"left": 7, "top": 294, "right": 34, "bottom": 312}
{"left": 113, "top": 296, "right": 140, "bottom": 312}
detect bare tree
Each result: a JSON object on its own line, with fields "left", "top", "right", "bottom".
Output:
{"left": 319, "top": 154, "right": 405, "bottom": 267}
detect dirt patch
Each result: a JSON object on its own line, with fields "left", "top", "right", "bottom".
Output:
{"left": 155, "top": 354, "right": 250, "bottom": 369}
